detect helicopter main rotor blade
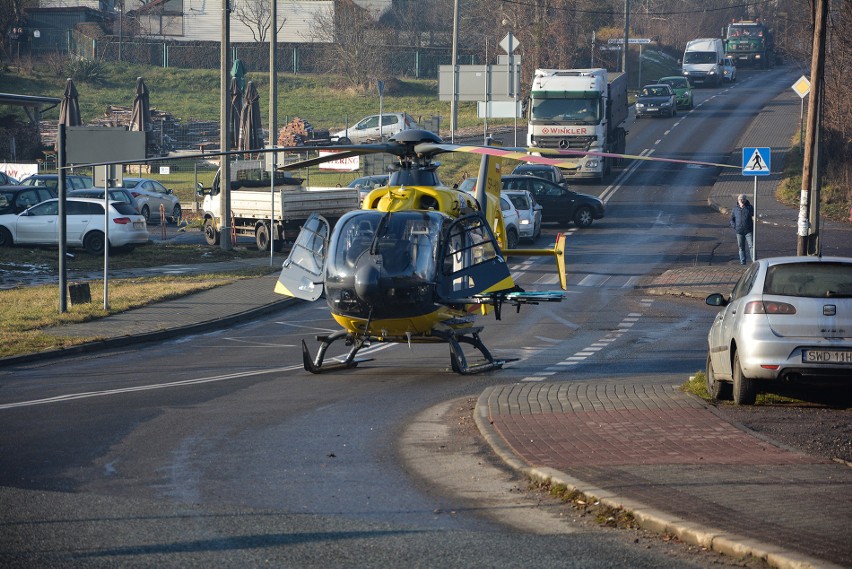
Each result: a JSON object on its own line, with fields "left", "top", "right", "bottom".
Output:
{"left": 417, "top": 142, "right": 739, "bottom": 170}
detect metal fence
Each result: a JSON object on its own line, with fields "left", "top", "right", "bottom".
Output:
{"left": 66, "top": 31, "right": 477, "bottom": 78}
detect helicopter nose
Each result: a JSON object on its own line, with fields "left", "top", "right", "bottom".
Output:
{"left": 354, "top": 258, "right": 382, "bottom": 302}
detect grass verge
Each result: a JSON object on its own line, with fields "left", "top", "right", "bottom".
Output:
{"left": 682, "top": 371, "right": 806, "bottom": 406}
{"left": 775, "top": 136, "right": 852, "bottom": 224}
{"left": 0, "top": 269, "right": 269, "bottom": 359}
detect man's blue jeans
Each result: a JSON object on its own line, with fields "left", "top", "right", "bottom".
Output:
{"left": 737, "top": 232, "right": 754, "bottom": 264}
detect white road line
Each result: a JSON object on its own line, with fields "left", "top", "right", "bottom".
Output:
{"left": 0, "top": 365, "right": 303, "bottom": 410}
{"left": 578, "top": 274, "right": 610, "bottom": 287}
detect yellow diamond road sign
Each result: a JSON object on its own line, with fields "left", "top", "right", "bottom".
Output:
{"left": 792, "top": 76, "right": 811, "bottom": 99}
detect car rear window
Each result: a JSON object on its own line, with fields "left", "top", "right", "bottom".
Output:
{"left": 764, "top": 262, "right": 852, "bottom": 298}
{"left": 508, "top": 194, "right": 530, "bottom": 210}
{"left": 112, "top": 203, "right": 139, "bottom": 215}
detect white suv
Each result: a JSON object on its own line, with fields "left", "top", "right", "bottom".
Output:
{"left": 332, "top": 113, "right": 418, "bottom": 144}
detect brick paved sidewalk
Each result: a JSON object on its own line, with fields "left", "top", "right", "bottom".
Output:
{"left": 476, "top": 383, "right": 851, "bottom": 568}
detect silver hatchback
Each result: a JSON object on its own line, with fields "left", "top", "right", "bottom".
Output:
{"left": 121, "top": 177, "right": 182, "bottom": 223}
{"left": 705, "top": 256, "right": 852, "bottom": 404}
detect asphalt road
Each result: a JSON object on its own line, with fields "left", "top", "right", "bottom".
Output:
{"left": 1, "top": 68, "right": 847, "bottom": 568}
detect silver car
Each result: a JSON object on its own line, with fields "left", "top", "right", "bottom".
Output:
{"left": 705, "top": 256, "right": 852, "bottom": 405}
{"left": 332, "top": 113, "right": 418, "bottom": 145}
{"left": 121, "top": 177, "right": 182, "bottom": 223}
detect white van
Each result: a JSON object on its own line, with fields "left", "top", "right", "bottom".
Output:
{"left": 681, "top": 38, "right": 725, "bottom": 87}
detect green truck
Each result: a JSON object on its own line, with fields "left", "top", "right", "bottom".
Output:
{"left": 723, "top": 18, "right": 775, "bottom": 69}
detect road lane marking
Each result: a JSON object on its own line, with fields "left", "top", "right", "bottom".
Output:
{"left": 0, "top": 365, "right": 304, "bottom": 410}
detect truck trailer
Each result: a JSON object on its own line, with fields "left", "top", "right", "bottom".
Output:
{"left": 526, "top": 68, "right": 628, "bottom": 181}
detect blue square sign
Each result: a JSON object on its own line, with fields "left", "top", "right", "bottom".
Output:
{"left": 742, "top": 147, "right": 770, "bottom": 176}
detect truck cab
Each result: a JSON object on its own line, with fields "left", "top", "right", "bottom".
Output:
{"left": 526, "top": 68, "right": 628, "bottom": 181}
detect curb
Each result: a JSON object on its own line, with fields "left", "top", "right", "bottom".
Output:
{"left": 473, "top": 386, "right": 842, "bottom": 569}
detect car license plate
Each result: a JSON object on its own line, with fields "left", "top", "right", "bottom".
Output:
{"left": 802, "top": 349, "right": 852, "bottom": 364}
{"left": 133, "top": 221, "right": 144, "bottom": 229}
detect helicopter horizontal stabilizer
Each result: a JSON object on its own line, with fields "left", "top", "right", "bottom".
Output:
{"left": 504, "top": 233, "right": 568, "bottom": 290}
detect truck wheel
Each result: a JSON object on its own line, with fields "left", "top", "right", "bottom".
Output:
{"left": 204, "top": 218, "right": 220, "bottom": 246}
{"left": 256, "top": 223, "right": 273, "bottom": 251}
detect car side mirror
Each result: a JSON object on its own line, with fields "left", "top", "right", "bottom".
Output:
{"left": 705, "top": 293, "right": 729, "bottom": 307}
{"left": 196, "top": 182, "right": 208, "bottom": 196}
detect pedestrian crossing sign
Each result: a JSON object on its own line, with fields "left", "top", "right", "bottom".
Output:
{"left": 742, "top": 147, "right": 770, "bottom": 176}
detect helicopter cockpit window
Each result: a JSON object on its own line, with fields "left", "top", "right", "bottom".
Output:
{"left": 331, "top": 212, "right": 379, "bottom": 274}
{"left": 327, "top": 210, "right": 443, "bottom": 281}
{"left": 374, "top": 212, "right": 441, "bottom": 278}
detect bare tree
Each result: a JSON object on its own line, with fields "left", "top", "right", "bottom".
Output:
{"left": 310, "top": 0, "right": 391, "bottom": 90}
{"left": 232, "top": 0, "right": 286, "bottom": 44}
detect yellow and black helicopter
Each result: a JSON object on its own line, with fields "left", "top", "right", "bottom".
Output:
{"left": 273, "top": 129, "right": 739, "bottom": 374}
{"left": 274, "top": 129, "right": 577, "bottom": 374}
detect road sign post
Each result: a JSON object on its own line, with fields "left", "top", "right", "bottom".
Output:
{"left": 791, "top": 76, "right": 811, "bottom": 154}
{"left": 742, "top": 147, "right": 771, "bottom": 261}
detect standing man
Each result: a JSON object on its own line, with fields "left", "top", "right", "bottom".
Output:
{"left": 730, "top": 194, "right": 754, "bottom": 265}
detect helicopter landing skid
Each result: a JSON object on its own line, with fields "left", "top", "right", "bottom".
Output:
{"left": 302, "top": 330, "right": 372, "bottom": 374}
{"left": 434, "top": 329, "right": 517, "bottom": 375}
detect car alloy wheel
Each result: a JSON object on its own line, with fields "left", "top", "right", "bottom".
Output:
{"left": 573, "top": 206, "right": 593, "bottom": 227}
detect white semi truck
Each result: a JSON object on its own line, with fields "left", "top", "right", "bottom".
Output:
{"left": 526, "top": 68, "right": 628, "bottom": 181}
{"left": 197, "top": 161, "right": 360, "bottom": 250}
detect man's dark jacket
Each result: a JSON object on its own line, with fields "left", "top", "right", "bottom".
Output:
{"left": 730, "top": 201, "right": 754, "bottom": 235}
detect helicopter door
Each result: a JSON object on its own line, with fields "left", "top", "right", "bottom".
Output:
{"left": 437, "top": 213, "right": 514, "bottom": 301}
{"left": 274, "top": 214, "right": 329, "bottom": 301}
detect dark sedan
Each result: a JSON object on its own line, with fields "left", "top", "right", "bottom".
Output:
{"left": 500, "top": 175, "right": 604, "bottom": 227}
{"left": 635, "top": 84, "right": 677, "bottom": 118}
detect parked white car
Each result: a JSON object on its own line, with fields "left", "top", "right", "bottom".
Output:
{"left": 502, "top": 189, "right": 542, "bottom": 241}
{"left": 0, "top": 197, "right": 149, "bottom": 254}
{"left": 332, "top": 113, "right": 418, "bottom": 144}
{"left": 121, "top": 177, "right": 182, "bottom": 223}
{"left": 499, "top": 195, "right": 520, "bottom": 250}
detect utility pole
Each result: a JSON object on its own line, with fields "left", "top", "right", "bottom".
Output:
{"left": 269, "top": 0, "right": 278, "bottom": 264}
{"left": 621, "top": 0, "right": 629, "bottom": 74}
{"left": 450, "top": 0, "right": 459, "bottom": 143}
{"left": 796, "top": 0, "right": 826, "bottom": 256}
{"left": 220, "top": 0, "right": 232, "bottom": 250}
